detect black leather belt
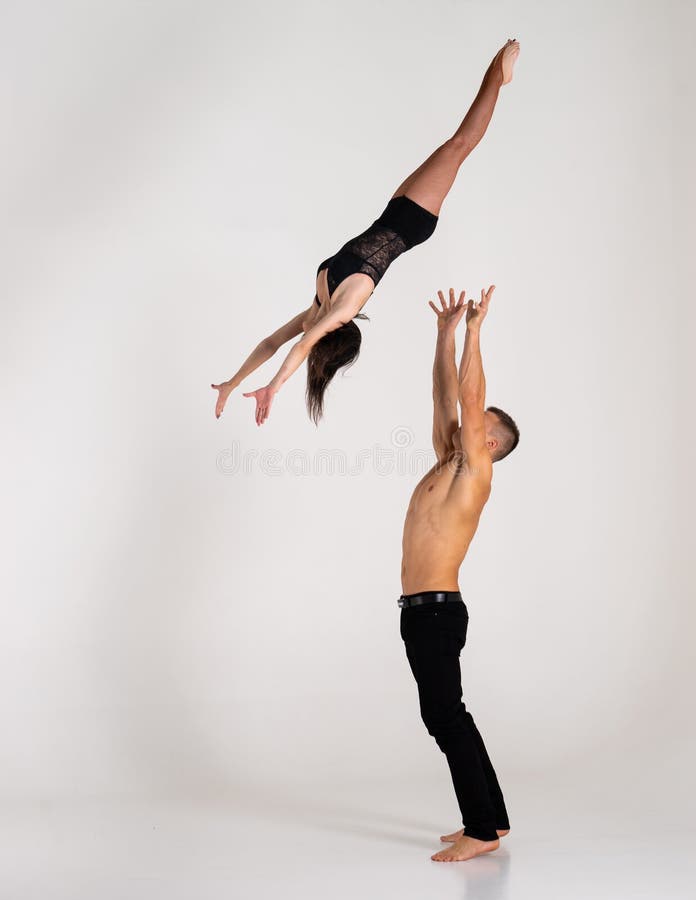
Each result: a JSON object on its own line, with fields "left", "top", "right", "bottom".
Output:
{"left": 398, "top": 591, "right": 463, "bottom": 608}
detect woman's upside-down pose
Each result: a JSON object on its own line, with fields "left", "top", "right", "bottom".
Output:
{"left": 212, "top": 39, "right": 520, "bottom": 425}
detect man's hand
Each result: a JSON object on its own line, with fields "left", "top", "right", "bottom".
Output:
{"left": 466, "top": 285, "right": 495, "bottom": 331}
{"left": 211, "top": 380, "right": 235, "bottom": 419}
{"left": 242, "top": 385, "right": 276, "bottom": 426}
{"left": 428, "top": 288, "right": 467, "bottom": 330}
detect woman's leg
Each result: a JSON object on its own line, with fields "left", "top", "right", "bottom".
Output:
{"left": 391, "top": 39, "right": 520, "bottom": 216}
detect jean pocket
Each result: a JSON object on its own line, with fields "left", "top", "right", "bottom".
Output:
{"left": 441, "top": 606, "right": 468, "bottom": 647}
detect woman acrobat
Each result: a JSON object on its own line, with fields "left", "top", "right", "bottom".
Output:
{"left": 211, "top": 39, "right": 520, "bottom": 425}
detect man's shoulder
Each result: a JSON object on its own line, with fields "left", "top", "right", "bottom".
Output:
{"left": 443, "top": 449, "right": 492, "bottom": 483}
{"left": 443, "top": 451, "right": 492, "bottom": 508}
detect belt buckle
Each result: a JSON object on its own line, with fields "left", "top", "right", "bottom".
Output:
{"left": 398, "top": 596, "right": 406, "bottom": 608}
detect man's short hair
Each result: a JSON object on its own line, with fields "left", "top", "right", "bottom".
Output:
{"left": 486, "top": 406, "right": 520, "bottom": 462}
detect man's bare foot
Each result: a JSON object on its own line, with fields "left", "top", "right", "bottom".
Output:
{"left": 440, "top": 827, "right": 509, "bottom": 842}
{"left": 431, "top": 834, "right": 500, "bottom": 862}
{"left": 492, "top": 38, "right": 520, "bottom": 85}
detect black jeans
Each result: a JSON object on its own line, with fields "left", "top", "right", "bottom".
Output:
{"left": 400, "top": 597, "right": 510, "bottom": 842}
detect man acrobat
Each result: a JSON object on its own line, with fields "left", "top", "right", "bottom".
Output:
{"left": 399, "top": 286, "right": 519, "bottom": 862}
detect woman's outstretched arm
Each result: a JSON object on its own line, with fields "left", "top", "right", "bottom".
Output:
{"left": 243, "top": 282, "right": 369, "bottom": 426}
{"left": 211, "top": 307, "right": 309, "bottom": 419}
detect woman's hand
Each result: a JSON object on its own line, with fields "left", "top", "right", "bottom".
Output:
{"left": 211, "top": 380, "right": 236, "bottom": 419}
{"left": 429, "top": 288, "right": 467, "bottom": 331}
{"left": 242, "top": 385, "right": 277, "bottom": 426}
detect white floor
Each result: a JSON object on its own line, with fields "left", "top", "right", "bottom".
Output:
{"left": 2, "top": 778, "right": 694, "bottom": 900}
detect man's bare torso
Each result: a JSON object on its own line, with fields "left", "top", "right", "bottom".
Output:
{"left": 401, "top": 452, "right": 491, "bottom": 594}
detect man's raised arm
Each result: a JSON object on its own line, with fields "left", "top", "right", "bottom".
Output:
{"left": 458, "top": 286, "right": 495, "bottom": 469}
{"left": 428, "top": 289, "right": 467, "bottom": 463}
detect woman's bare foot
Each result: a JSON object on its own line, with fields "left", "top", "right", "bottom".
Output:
{"left": 492, "top": 38, "right": 520, "bottom": 85}
{"left": 440, "top": 827, "right": 509, "bottom": 842}
{"left": 431, "top": 834, "right": 500, "bottom": 862}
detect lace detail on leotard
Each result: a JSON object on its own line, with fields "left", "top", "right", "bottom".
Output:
{"left": 342, "top": 226, "right": 408, "bottom": 286}
{"left": 318, "top": 197, "right": 437, "bottom": 297}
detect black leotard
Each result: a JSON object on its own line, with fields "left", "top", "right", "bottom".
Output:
{"left": 314, "top": 195, "right": 438, "bottom": 304}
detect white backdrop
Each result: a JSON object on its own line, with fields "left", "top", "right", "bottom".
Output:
{"left": 2, "top": 0, "right": 695, "bottom": 826}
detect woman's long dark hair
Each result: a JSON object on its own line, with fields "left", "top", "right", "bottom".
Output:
{"left": 305, "top": 314, "right": 368, "bottom": 424}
